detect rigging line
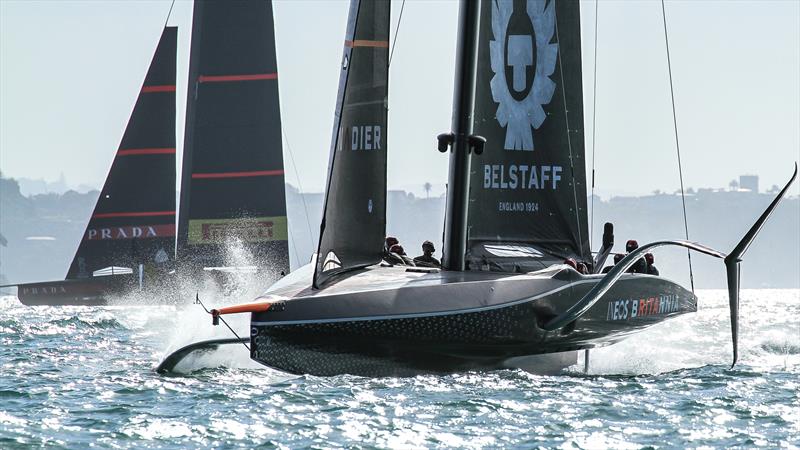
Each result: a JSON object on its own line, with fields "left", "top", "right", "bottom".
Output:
{"left": 195, "top": 295, "right": 250, "bottom": 352}
{"left": 661, "top": 0, "right": 695, "bottom": 292}
{"left": 287, "top": 213, "right": 301, "bottom": 271}
{"left": 162, "top": 0, "right": 176, "bottom": 29}
{"left": 219, "top": 316, "right": 250, "bottom": 352}
{"left": 281, "top": 123, "right": 316, "bottom": 254}
{"left": 388, "top": 0, "right": 406, "bottom": 67}
{"left": 553, "top": 6, "right": 586, "bottom": 260}
{"left": 589, "top": 0, "right": 599, "bottom": 248}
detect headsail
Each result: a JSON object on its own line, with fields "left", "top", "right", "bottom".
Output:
{"left": 312, "top": 0, "right": 390, "bottom": 288}
{"left": 177, "top": 0, "right": 288, "bottom": 275}
{"left": 66, "top": 27, "right": 177, "bottom": 279}
{"left": 467, "top": 0, "right": 590, "bottom": 269}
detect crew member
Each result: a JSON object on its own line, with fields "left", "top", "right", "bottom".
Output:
{"left": 601, "top": 253, "right": 624, "bottom": 274}
{"left": 389, "top": 244, "right": 415, "bottom": 266}
{"left": 625, "top": 240, "right": 648, "bottom": 274}
{"left": 384, "top": 236, "right": 399, "bottom": 254}
{"left": 383, "top": 236, "right": 403, "bottom": 265}
{"left": 645, "top": 252, "right": 659, "bottom": 276}
{"left": 413, "top": 240, "right": 441, "bottom": 268}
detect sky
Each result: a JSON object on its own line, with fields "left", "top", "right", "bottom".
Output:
{"left": 0, "top": 0, "right": 798, "bottom": 199}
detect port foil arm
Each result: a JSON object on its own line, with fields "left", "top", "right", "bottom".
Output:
{"left": 541, "top": 239, "right": 726, "bottom": 333}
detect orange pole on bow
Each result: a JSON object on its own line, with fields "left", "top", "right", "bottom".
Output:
{"left": 210, "top": 301, "right": 271, "bottom": 325}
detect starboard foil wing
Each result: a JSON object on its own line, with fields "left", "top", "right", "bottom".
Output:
{"left": 66, "top": 27, "right": 177, "bottom": 279}
{"left": 177, "top": 0, "right": 288, "bottom": 275}
{"left": 313, "top": 0, "right": 390, "bottom": 288}
{"left": 467, "top": 0, "right": 591, "bottom": 265}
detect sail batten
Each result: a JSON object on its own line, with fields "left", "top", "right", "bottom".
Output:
{"left": 66, "top": 27, "right": 177, "bottom": 280}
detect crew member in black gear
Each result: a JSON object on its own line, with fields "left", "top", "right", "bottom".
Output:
{"left": 645, "top": 252, "right": 659, "bottom": 276}
{"left": 413, "top": 240, "right": 441, "bottom": 268}
{"left": 389, "top": 244, "right": 415, "bottom": 266}
{"left": 625, "top": 240, "right": 648, "bottom": 274}
{"left": 601, "top": 253, "right": 624, "bottom": 273}
{"left": 384, "top": 236, "right": 398, "bottom": 253}
{"left": 382, "top": 236, "right": 404, "bottom": 265}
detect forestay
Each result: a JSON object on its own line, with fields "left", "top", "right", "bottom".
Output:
{"left": 67, "top": 27, "right": 177, "bottom": 279}
{"left": 467, "top": 0, "right": 590, "bottom": 268}
{"left": 313, "top": 0, "right": 390, "bottom": 288}
{"left": 178, "top": 0, "right": 288, "bottom": 274}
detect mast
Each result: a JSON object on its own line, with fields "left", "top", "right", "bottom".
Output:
{"left": 442, "top": 0, "right": 481, "bottom": 271}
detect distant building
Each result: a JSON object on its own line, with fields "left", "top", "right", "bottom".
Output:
{"left": 739, "top": 175, "right": 758, "bottom": 193}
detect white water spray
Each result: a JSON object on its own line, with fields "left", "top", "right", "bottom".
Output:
{"left": 577, "top": 289, "right": 800, "bottom": 375}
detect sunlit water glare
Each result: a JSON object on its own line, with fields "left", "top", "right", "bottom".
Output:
{"left": 1, "top": 289, "right": 797, "bottom": 448}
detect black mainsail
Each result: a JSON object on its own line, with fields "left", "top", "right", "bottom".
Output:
{"left": 177, "top": 0, "right": 288, "bottom": 274}
{"left": 312, "top": 0, "right": 390, "bottom": 288}
{"left": 466, "top": 0, "right": 590, "bottom": 268}
{"left": 66, "top": 27, "right": 177, "bottom": 279}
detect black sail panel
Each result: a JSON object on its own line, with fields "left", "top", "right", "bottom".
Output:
{"left": 467, "top": 0, "right": 590, "bottom": 267}
{"left": 66, "top": 27, "right": 177, "bottom": 279}
{"left": 313, "top": 0, "right": 390, "bottom": 288}
{"left": 178, "top": 0, "right": 288, "bottom": 274}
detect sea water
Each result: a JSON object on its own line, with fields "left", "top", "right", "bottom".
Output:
{"left": 0, "top": 289, "right": 797, "bottom": 448}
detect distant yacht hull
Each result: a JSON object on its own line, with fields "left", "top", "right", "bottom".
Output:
{"left": 16, "top": 276, "right": 135, "bottom": 306}
{"left": 15, "top": 268, "right": 271, "bottom": 306}
{"left": 248, "top": 264, "right": 696, "bottom": 377}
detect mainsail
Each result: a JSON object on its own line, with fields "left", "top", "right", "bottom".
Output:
{"left": 313, "top": 0, "right": 390, "bottom": 288}
{"left": 177, "top": 0, "right": 288, "bottom": 274}
{"left": 66, "top": 27, "right": 177, "bottom": 279}
{"left": 467, "top": 0, "right": 590, "bottom": 268}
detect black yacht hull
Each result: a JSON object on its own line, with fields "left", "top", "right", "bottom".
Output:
{"left": 247, "top": 265, "right": 695, "bottom": 377}
{"left": 16, "top": 276, "right": 136, "bottom": 306}
{"left": 15, "top": 267, "right": 279, "bottom": 306}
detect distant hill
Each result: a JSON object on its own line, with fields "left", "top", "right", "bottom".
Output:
{"left": 14, "top": 174, "right": 96, "bottom": 196}
{"left": 1, "top": 175, "right": 797, "bottom": 288}
{"left": 0, "top": 176, "right": 98, "bottom": 285}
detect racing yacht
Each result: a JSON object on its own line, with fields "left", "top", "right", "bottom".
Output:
{"left": 158, "top": 0, "right": 796, "bottom": 376}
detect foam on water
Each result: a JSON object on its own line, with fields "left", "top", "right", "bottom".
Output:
{"left": 585, "top": 289, "right": 800, "bottom": 375}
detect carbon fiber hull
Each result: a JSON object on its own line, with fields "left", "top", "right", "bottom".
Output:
{"left": 16, "top": 276, "right": 135, "bottom": 306}
{"left": 248, "top": 264, "right": 696, "bottom": 377}
{"left": 15, "top": 268, "right": 266, "bottom": 306}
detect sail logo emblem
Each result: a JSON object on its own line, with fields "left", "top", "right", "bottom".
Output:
{"left": 187, "top": 217, "right": 288, "bottom": 244}
{"left": 490, "top": 0, "right": 558, "bottom": 151}
{"left": 322, "top": 251, "right": 342, "bottom": 272}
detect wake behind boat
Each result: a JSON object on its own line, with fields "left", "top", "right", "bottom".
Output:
{"left": 159, "top": 0, "right": 797, "bottom": 377}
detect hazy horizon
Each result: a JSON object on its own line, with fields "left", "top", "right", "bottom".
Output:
{"left": 1, "top": 0, "right": 798, "bottom": 199}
